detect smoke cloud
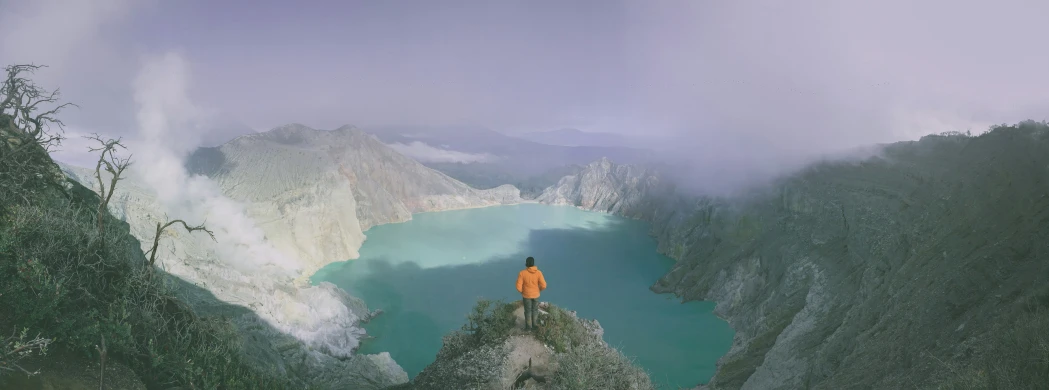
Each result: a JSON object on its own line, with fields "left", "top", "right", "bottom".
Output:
{"left": 130, "top": 52, "right": 299, "bottom": 274}
{"left": 6, "top": 0, "right": 1048, "bottom": 195}
{"left": 127, "top": 52, "right": 380, "bottom": 358}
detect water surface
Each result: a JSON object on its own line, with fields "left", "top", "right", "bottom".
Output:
{"left": 312, "top": 204, "right": 733, "bottom": 389}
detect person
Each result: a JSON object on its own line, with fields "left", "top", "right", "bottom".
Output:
{"left": 515, "top": 256, "right": 547, "bottom": 331}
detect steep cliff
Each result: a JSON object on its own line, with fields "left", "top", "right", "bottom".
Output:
{"left": 61, "top": 124, "right": 523, "bottom": 389}
{"left": 186, "top": 123, "right": 521, "bottom": 276}
{"left": 538, "top": 122, "right": 1049, "bottom": 389}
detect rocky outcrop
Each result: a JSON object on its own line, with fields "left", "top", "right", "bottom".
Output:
{"left": 538, "top": 122, "right": 1049, "bottom": 389}
{"left": 61, "top": 124, "right": 523, "bottom": 389}
{"left": 396, "top": 301, "right": 648, "bottom": 390}
{"left": 187, "top": 123, "right": 521, "bottom": 276}
{"left": 536, "top": 157, "right": 670, "bottom": 216}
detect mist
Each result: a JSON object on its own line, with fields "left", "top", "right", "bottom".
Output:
{"left": 2, "top": 0, "right": 1047, "bottom": 193}
{"left": 130, "top": 51, "right": 300, "bottom": 274}
{"left": 387, "top": 141, "right": 498, "bottom": 164}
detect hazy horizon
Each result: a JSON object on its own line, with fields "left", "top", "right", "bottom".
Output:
{"left": 3, "top": 0, "right": 1047, "bottom": 191}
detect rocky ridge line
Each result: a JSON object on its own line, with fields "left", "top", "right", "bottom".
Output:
{"left": 536, "top": 123, "right": 1049, "bottom": 389}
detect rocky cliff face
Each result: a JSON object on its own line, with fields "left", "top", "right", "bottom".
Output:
{"left": 186, "top": 123, "right": 521, "bottom": 277}
{"left": 538, "top": 122, "right": 1049, "bottom": 389}
{"left": 536, "top": 157, "right": 677, "bottom": 218}
{"left": 62, "top": 124, "right": 522, "bottom": 389}
{"left": 392, "top": 301, "right": 650, "bottom": 390}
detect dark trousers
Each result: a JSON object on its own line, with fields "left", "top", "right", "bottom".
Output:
{"left": 522, "top": 298, "right": 539, "bottom": 328}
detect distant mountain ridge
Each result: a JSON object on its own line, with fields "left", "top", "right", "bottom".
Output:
{"left": 537, "top": 122, "right": 1049, "bottom": 389}
{"left": 362, "top": 125, "right": 657, "bottom": 196}
{"left": 187, "top": 122, "right": 522, "bottom": 274}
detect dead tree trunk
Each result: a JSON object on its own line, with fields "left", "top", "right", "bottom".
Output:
{"left": 145, "top": 219, "right": 215, "bottom": 267}
{"left": 86, "top": 134, "right": 130, "bottom": 246}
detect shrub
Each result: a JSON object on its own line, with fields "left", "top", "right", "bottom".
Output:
{"left": 0, "top": 191, "right": 292, "bottom": 389}
{"left": 550, "top": 336, "right": 654, "bottom": 390}
{"left": 935, "top": 308, "right": 1049, "bottom": 390}
{"left": 0, "top": 327, "right": 51, "bottom": 377}
{"left": 418, "top": 299, "right": 656, "bottom": 390}
{"left": 0, "top": 63, "right": 292, "bottom": 389}
{"left": 464, "top": 298, "right": 517, "bottom": 346}
{"left": 533, "top": 304, "right": 591, "bottom": 354}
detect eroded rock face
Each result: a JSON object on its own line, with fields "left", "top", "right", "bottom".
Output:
{"left": 538, "top": 124, "right": 1049, "bottom": 389}
{"left": 535, "top": 157, "right": 674, "bottom": 218}
{"left": 61, "top": 123, "right": 523, "bottom": 389}
{"left": 189, "top": 124, "right": 522, "bottom": 276}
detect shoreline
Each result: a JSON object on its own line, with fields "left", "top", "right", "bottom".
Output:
{"left": 317, "top": 200, "right": 733, "bottom": 388}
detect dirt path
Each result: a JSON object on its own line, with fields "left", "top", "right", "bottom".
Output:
{"left": 494, "top": 301, "right": 557, "bottom": 389}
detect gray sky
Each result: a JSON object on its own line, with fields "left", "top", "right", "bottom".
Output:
{"left": 2, "top": 0, "right": 1048, "bottom": 168}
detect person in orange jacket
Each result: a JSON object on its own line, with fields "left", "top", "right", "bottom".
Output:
{"left": 516, "top": 256, "right": 547, "bottom": 331}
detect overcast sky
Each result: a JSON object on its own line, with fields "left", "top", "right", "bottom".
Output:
{"left": 2, "top": 0, "right": 1048, "bottom": 168}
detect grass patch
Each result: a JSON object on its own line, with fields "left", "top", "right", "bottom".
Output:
{"left": 0, "top": 182, "right": 293, "bottom": 389}
{"left": 434, "top": 298, "right": 517, "bottom": 363}
{"left": 551, "top": 341, "right": 654, "bottom": 390}
{"left": 0, "top": 65, "right": 293, "bottom": 389}
{"left": 935, "top": 308, "right": 1049, "bottom": 390}
{"left": 532, "top": 303, "right": 592, "bottom": 354}
{"left": 420, "top": 298, "right": 655, "bottom": 390}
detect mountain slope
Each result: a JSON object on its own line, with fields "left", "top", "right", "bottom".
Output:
{"left": 62, "top": 123, "right": 522, "bottom": 389}
{"left": 186, "top": 123, "right": 520, "bottom": 275}
{"left": 538, "top": 122, "right": 1049, "bottom": 389}
{"left": 363, "top": 125, "right": 655, "bottom": 195}
{"left": 388, "top": 299, "right": 652, "bottom": 390}
{"left": 536, "top": 157, "right": 675, "bottom": 217}
{"left": 1, "top": 104, "right": 295, "bottom": 387}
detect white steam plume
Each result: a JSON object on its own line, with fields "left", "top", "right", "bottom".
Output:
{"left": 131, "top": 52, "right": 300, "bottom": 274}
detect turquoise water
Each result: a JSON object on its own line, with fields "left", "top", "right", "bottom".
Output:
{"left": 311, "top": 203, "right": 734, "bottom": 389}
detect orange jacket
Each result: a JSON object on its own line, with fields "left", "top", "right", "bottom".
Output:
{"left": 516, "top": 266, "right": 547, "bottom": 299}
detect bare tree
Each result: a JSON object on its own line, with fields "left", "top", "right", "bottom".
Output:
{"left": 0, "top": 64, "right": 75, "bottom": 150}
{"left": 145, "top": 219, "right": 216, "bottom": 267}
{"left": 0, "top": 64, "right": 77, "bottom": 206}
{"left": 86, "top": 134, "right": 132, "bottom": 243}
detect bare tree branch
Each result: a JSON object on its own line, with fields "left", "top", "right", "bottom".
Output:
{"left": 0, "top": 327, "right": 51, "bottom": 378}
{"left": 1, "top": 63, "right": 78, "bottom": 209}
{"left": 86, "top": 134, "right": 132, "bottom": 244}
{"left": 146, "top": 219, "right": 216, "bottom": 267}
{"left": 0, "top": 64, "right": 77, "bottom": 151}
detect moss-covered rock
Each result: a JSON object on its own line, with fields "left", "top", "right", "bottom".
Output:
{"left": 393, "top": 299, "right": 653, "bottom": 390}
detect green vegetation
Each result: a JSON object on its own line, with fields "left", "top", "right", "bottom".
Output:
{"left": 644, "top": 120, "right": 1049, "bottom": 389}
{"left": 452, "top": 299, "right": 593, "bottom": 355}
{"left": 453, "top": 298, "right": 519, "bottom": 355}
{"left": 551, "top": 341, "right": 653, "bottom": 390}
{"left": 530, "top": 303, "right": 592, "bottom": 354}
{"left": 935, "top": 307, "right": 1049, "bottom": 390}
{"left": 403, "top": 298, "right": 654, "bottom": 390}
{"left": 1, "top": 328, "right": 51, "bottom": 377}
{"left": 0, "top": 64, "right": 292, "bottom": 389}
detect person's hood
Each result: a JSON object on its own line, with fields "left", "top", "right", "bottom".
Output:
{"left": 526, "top": 266, "right": 539, "bottom": 273}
